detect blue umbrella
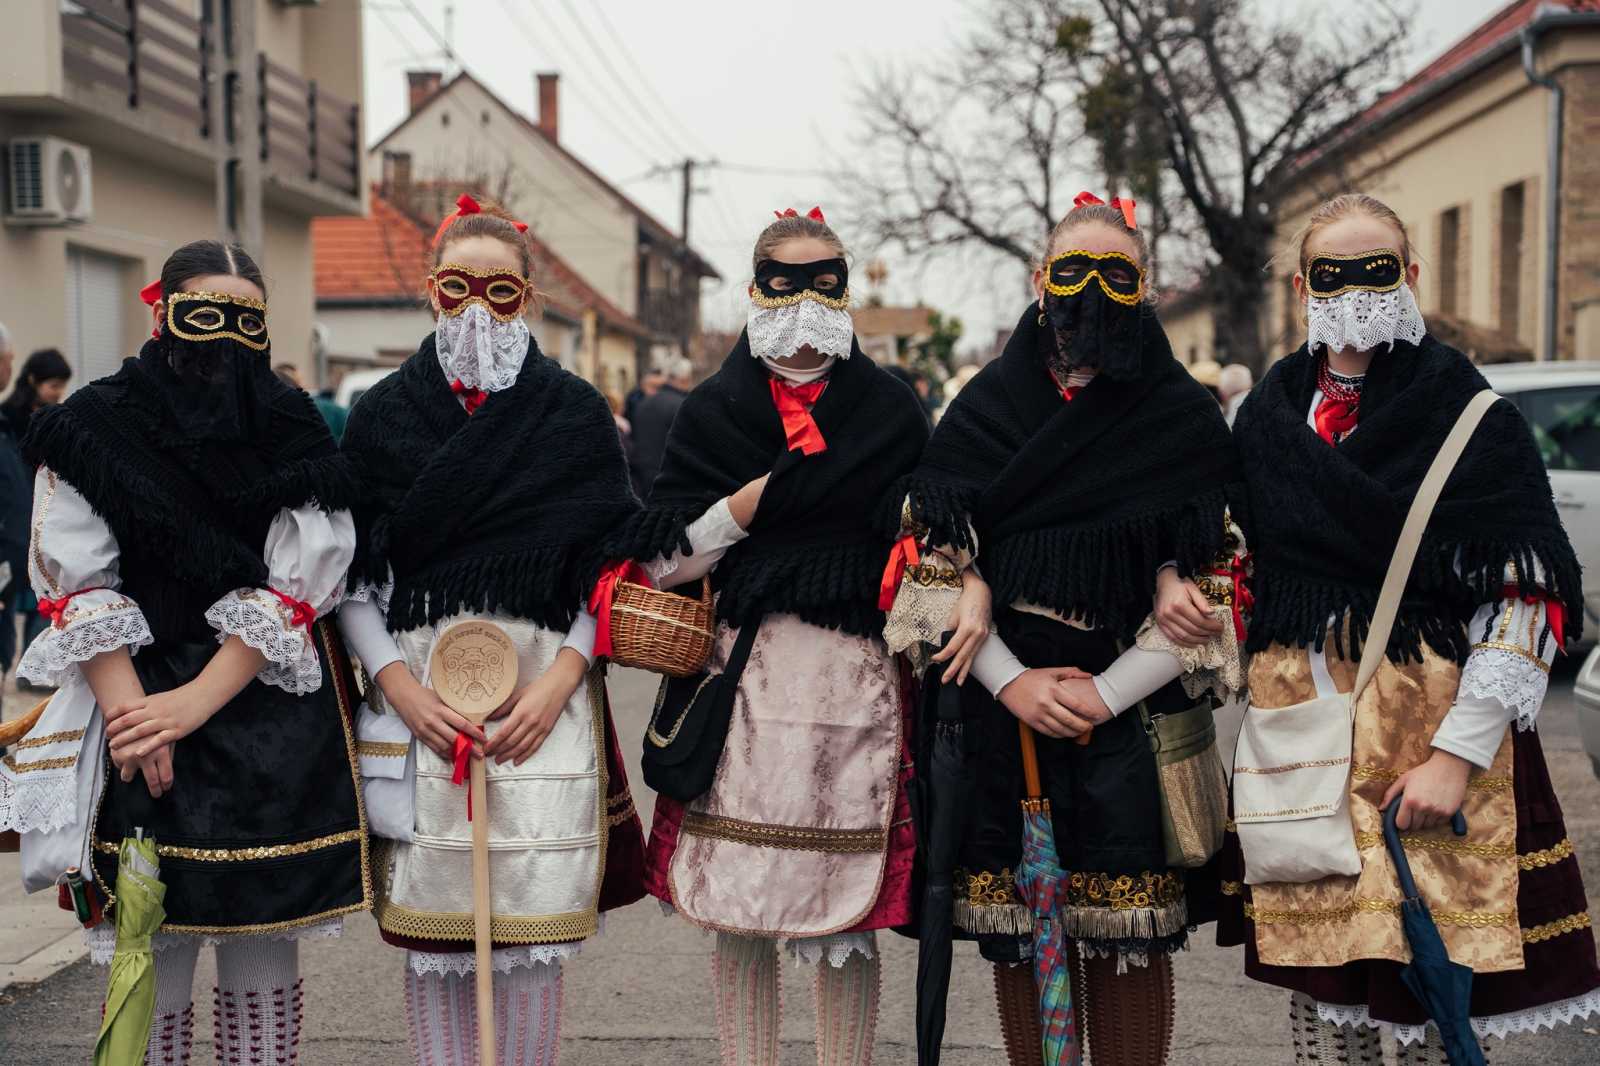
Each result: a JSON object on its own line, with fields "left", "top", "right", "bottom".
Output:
{"left": 1382, "top": 797, "right": 1486, "bottom": 1066}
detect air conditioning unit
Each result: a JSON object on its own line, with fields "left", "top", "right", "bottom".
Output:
{"left": 6, "top": 137, "right": 93, "bottom": 225}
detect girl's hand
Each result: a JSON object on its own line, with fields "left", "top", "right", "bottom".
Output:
{"left": 377, "top": 661, "right": 485, "bottom": 761}
{"left": 105, "top": 687, "right": 218, "bottom": 762}
{"left": 998, "top": 668, "right": 1095, "bottom": 739}
{"left": 728, "top": 474, "right": 770, "bottom": 530}
{"left": 1055, "top": 674, "right": 1113, "bottom": 726}
{"left": 1154, "top": 566, "right": 1223, "bottom": 647}
{"left": 114, "top": 746, "right": 175, "bottom": 799}
{"left": 933, "top": 567, "right": 992, "bottom": 685}
{"left": 483, "top": 649, "right": 587, "bottom": 765}
{"left": 1380, "top": 750, "right": 1473, "bottom": 831}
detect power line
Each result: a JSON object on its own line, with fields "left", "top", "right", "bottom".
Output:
{"left": 716, "top": 161, "right": 834, "bottom": 179}
{"left": 587, "top": 1, "right": 715, "bottom": 157}
{"left": 371, "top": 3, "right": 429, "bottom": 63}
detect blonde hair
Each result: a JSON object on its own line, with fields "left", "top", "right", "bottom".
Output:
{"left": 751, "top": 214, "right": 847, "bottom": 274}
{"left": 1040, "top": 202, "right": 1155, "bottom": 301}
{"left": 432, "top": 197, "right": 534, "bottom": 277}
{"left": 1290, "top": 193, "right": 1413, "bottom": 276}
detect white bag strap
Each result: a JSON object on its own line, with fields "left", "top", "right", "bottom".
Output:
{"left": 1350, "top": 389, "right": 1500, "bottom": 712}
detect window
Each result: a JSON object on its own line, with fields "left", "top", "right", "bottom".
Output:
{"left": 1519, "top": 386, "right": 1600, "bottom": 472}
{"left": 1438, "top": 206, "right": 1461, "bottom": 314}
{"left": 1499, "top": 182, "right": 1526, "bottom": 340}
{"left": 65, "top": 248, "right": 126, "bottom": 386}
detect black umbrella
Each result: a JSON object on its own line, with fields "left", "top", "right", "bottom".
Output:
{"left": 914, "top": 676, "right": 972, "bottom": 1065}
{"left": 1382, "top": 797, "right": 1486, "bottom": 1066}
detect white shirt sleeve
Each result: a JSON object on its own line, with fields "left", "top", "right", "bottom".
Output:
{"left": 1092, "top": 644, "right": 1186, "bottom": 717}
{"left": 17, "top": 468, "right": 154, "bottom": 687}
{"left": 203, "top": 504, "right": 357, "bottom": 695}
{"left": 337, "top": 592, "right": 405, "bottom": 680}
{"left": 1433, "top": 592, "right": 1559, "bottom": 769}
{"left": 560, "top": 608, "right": 598, "bottom": 666}
{"left": 971, "top": 632, "right": 1029, "bottom": 698}
{"left": 646, "top": 497, "right": 750, "bottom": 590}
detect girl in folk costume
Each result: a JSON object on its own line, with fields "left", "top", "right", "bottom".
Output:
{"left": 0, "top": 240, "right": 367, "bottom": 1065}
{"left": 337, "top": 195, "right": 646, "bottom": 1066}
{"left": 1191, "top": 193, "right": 1600, "bottom": 1062}
{"left": 893, "top": 193, "right": 1243, "bottom": 1066}
{"left": 605, "top": 208, "right": 934, "bottom": 1066}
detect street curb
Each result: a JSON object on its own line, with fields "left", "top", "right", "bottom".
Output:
{"left": 2, "top": 929, "right": 88, "bottom": 992}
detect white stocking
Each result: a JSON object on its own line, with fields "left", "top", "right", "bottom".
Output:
{"left": 1289, "top": 993, "right": 1381, "bottom": 1064}
{"left": 1395, "top": 1027, "right": 1493, "bottom": 1065}
{"left": 143, "top": 939, "right": 200, "bottom": 1066}
{"left": 404, "top": 955, "right": 563, "bottom": 1066}
{"left": 212, "top": 937, "right": 301, "bottom": 1066}
{"left": 812, "top": 934, "right": 880, "bottom": 1066}
{"left": 712, "top": 932, "right": 781, "bottom": 1066}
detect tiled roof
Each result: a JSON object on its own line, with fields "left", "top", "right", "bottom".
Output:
{"left": 313, "top": 189, "right": 649, "bottom": 339}
{"left": 853, "top": 304, "right": 935, "bottom": 338}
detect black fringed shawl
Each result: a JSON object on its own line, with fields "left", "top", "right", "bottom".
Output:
{"left": 906, "top": 304, "right": 1238, "bottom": 636}
{"left": 342, "top": 334, "right": 637, "bottom": 634}
{"left": 606, "top": 333, "right": 929, "bottom": 638}
{"left": 24, "top": 341, "right": 358, "bottom": 641}
{"left": 1234, "top": 334, "right": 1582, "bottom": 663}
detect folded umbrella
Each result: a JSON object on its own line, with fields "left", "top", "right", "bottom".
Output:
{"left": 94, "top": 833, "right": 166, "bottom": 1066}
{"left": 1016, "top": 724, "right": 1082, "bottom": 1066}
{"left": 914, "top": 677, "right": 972, "bottom": 1065}
{"left": 1382, "top": 797, "right": 1485, "bottom": 1066}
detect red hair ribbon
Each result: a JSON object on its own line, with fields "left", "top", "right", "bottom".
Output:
{"left": 1207, "top": 552, "right": 1254, "bottom": 643}
{"left": 431, "top": 193, "right": 532, "bottom": 247}
{"left": 773, "top": 206, "right": 827, "bottom": 223}
{"left": 37, "top": 587, "right": 107, "bottom": 629}
{"left": 769, "top": 378, "right": 828, "bottom": 455}
{"left": 268, "top": 588, "right": 317, "bottom": 631}
{"left": 1502, "top": 584, "right": 1566, "bottom": 650}
{"left": 878, "top": 535, "right": 921, "bottom": 611}
{"left": 1072, "top": 191, "right": 1138, "bottom": 230}
{"left": 139, "top": 279, "right": 162, "bottom": 306}
{"left": 451, "top": 731, "right": 475, "bottom": 820}
{"left": 451, "top": 379, "right": 487, "bottom": 415}
{"left": 587, "top": 559, "right": 653, "bottom": 660}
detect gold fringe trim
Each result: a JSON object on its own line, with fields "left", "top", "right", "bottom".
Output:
{"left": 953, "top": 898, "right": 1034, "bottom": 935}
{"left": 12, "top": 728, "right": 85, "bottom": 750}
{"left": 376, "top": 897, "right": 599, "bottom": 945}
{"left": 1351, "top": 765, "right": 1512, "bottom": 792}
{"left": 1244, "top": 898, "right": 1515, "bottom": 929}
{"left": 2, "top": 752, "right": 77, "bottom": 773}
{"left": 1353, "top": 832, "right": 1516, "bottom": 860}
{"left": 1061, "top": 897, "right": 1188, "bottom": 940}
{"left": 681, "top": 811, "right": 885, "bottom": 854}
{"left": 1523, "top": 912, "right": 1592, "bottom": 944}
{"left": 356, "top": 740, "right": 410, "bottom": 759}
{"left": 93, "top": 829, "right": 363, "bottom": 863}
{"left": 1520, "top": 839, "right": 1575, "bottom": 870}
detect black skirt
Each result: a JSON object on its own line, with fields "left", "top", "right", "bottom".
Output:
{"left": 91, "top": 619, "right": 369, "bottom": 934}
{"left": 924, "top": 609, "right": 1217, "bottom": 963}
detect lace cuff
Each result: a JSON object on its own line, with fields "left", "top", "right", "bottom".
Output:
{"left": 17, "top": 591, "right": 153, "bottom": 687}
{"left": 1134, "top": 606, "right": 1246, "bottom": 704}
{"left": 204, "top": 589, "right": 321, "bottom": 695}
{"left": 883, "top": 547, "right": 964, "bottom": 659}
{"left": 1458, "top": 644, "right": 1550, "bottom": 731}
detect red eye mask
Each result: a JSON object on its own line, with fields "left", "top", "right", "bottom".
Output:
{"left": 431, "top": 265, "right": 530, "bottom": 321}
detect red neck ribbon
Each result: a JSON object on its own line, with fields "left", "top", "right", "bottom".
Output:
{"left": 1314, "top": 358, "right": 1362, "bottom": 445}
{"left": 878, "top": 535, "right": 922, "bottom": 611}
{"left": 451, "top": 732, "right": 474, "bottom": 820}
{"left": 37, "top": 587, "right": 107, "bottom": 629}
{"left": 268, "top": 588, "right": 316, "bottom": 630}
{"left": 1209, "top": 552, "right": 1254, "bottom": 642}
{"left": 451, "top": 379, "right": 487, "bottom": 415}
{"left": 768, "top": 378, "right": 828, "bottom": 455}
{"left": 1502, "top": 583, "right": 1566, "bottom": 650}
{"left": 588, "top": 559, "right": 653, "bottom": 660}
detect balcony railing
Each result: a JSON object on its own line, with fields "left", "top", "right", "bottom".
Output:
{"left": 61, "top": 0, "right": 212, "bottom": 138}
{"left": 258, "top": 55, "right": 359, "bottom": 198}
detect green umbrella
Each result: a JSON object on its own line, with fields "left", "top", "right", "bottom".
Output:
{"left": 94, "top": 834, "right": 166, "bottom": 1066}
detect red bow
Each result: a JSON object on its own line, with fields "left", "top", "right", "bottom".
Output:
{"left": 1072, "top": 191, "right": 1138, "bottom": 230}
{"left": 37, "top": 587, "right": 106, "bottom": 629}
{"left": 432, "top": 192, "right": 531, "bottom": 247}
{"left": 1502, "top": 583, "right": 1566, "bottom": 650}
{"left": 451, "top": 731, "right": 475, "bottom": 820}
{"left": 768, "top": 378, "right": 828, "bottom": 454}
{"left": 878, "top": 535, "right": 921, "bottom": 611}
{"left": 139, "top": 279, "right": 162, "bottom": 306}
{"left": 268, "top": 588, "right": 316, "bottom": 631}
{"left": 588, "top": 560, "right": 653, "bottom": 660}
{"left": 774, "top": 206, "right": 827, "bottom": 223}
{"left": 1208, "top": 552, "right": 1254, "bottom": 643}
{"left": 451, "top": 379, "right": 487, "bottom": 415}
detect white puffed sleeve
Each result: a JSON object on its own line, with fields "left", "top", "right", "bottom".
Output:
{"left": 16, "top": 468, "right": 153, "bottom": 687}
{"left": 645, "top": 497, "right": 749, "bottom": 590}
{"left": 204, "top": 503, "right": 356, "bottom": 695}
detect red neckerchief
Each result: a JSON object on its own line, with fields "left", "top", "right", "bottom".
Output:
{"left": 768, "top": 377, "right": 828, "bottom": 454}
{"left": 451, "top": 379, "right": 487, "bottom": 415}
{"left": 1314, "top": 357, "right": 1362, "bottom": 445}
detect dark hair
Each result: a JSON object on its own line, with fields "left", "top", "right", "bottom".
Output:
{"left": 159, "top": 240, "right": 267, "bottom": 301}
{"left": 6, "top": 348, "right": 72, "bottom": 411}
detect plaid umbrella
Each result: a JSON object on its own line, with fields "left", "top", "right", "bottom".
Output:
{"left": 94, "top": 834, "right": 166, "bottom": 1066}
{"left": 1382, "top": 798, "right": 1485, "bottom": 1066}
{"left": 914, "top": 680, "right": 972, "bottom": 1065}
{"left": 1016, "top": 725, "right": 1082, "bottom": 1066}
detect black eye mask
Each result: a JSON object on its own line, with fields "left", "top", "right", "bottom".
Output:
{"left": 752, "top": 258, "right": 850, "bottom": 306}
{"left": 165, "top": 291, "right": 271, "bottom": 352}
{"left": 1044, "top": 250, "right": 1144, "bottom": 304}
{"left": 1305, "top": 250, "right": 1405, "bottom": 299}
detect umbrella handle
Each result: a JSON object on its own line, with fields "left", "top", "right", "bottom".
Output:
{"left": 1018, "top": 722, "right": 1043, "bottom": 800}
{"left": 1382, "top": 793, "right": 1468, "bottom": 901}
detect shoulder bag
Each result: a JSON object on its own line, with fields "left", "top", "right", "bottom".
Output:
{"left": 641, "top": 617, "right": 761, "bottom": 803}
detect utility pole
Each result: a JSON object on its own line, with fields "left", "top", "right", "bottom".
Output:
{"left": 675, "top": 158, "right": 714, "bottom": 360}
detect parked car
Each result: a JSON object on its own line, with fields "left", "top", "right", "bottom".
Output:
{"left": 1574, "top": 645, "right": 1600, "bottom": 780}
{"left": 334, "top": 367, "right": 397, "bottom": 412}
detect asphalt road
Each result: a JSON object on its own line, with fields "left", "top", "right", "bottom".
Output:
{"left": 4, "top": 665, "right": 1600, "bottom": 1064}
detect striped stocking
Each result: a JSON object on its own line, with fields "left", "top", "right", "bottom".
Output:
{"left": 712, "top": 932, "right": 781, "bottom": 1066}
{"left": 812, "top": 937, "right": 881, "bottom": 1066}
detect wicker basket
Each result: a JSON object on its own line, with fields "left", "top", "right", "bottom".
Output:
{"left": 608, "top": 576, "right": 715, "bottom": 677}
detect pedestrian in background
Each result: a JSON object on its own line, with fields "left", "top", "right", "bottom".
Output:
{"left": 623, "top": 366, "right": 665, "bottom": 425}
{"left": 0, "top": 324, "right": 25, "bottom": 709}
{"left": 1218, "top": 362, "right": 1253, "bottom": 427}
{"left": 274, "top": 361, "right": 348, "bottom": 442}
{"left": 628, "top": 355, "right": 692, "bottom": 497}
{"left": 3, "top": 347, "right": 73, "bottom": 676}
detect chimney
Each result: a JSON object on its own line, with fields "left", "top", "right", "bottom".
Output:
{"left": 536, "top": 72, "right": 559, "bottom": 142}
{"left": 407, "top": 70, "right": 442, "bottom": 113}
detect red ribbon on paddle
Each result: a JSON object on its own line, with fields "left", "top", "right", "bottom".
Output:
{"left": 879, "top": 535, "right": 921, "bottom": 611}
{"left": 1208, "top": 551, "right": 1254, "bottom": 643}
{"left": 1502, "top": 583, "right": 1566, "bottom": 650}
{"left": 268, "top": 588, "right": 316, "bottom": 631}
{"left": 37, "top": 587, "right": 106, "bottom": 629}
{"left": 588, "top": 559, "right": 653, "bottom": 660}
{"left": 769, "top": 378, "right": 828, "bottom": 455}
{"left": 451, "top": 379, "right": 487, "bottom": 415}
{"left": 1072, "top": 190, "right": 1138, "bottom": 230}
{"left": 451, "top": 731, "right": 474, "bottom": 820}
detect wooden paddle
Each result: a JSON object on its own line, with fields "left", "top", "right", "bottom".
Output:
{"left": 430, "top": 620, "right": 519, "bottom": 1066}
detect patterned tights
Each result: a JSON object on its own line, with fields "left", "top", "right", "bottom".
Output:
{"left": 711, "top": 931, "right": 882, "bottom": 1066}
{"left": 138, "top": 936, "right": 301, "bottom": 1066}
{"left": 993, "top": 948, "right": 1175, "bottom": 1066}
{"left": 403, "top": 958, "right": 563, "bottom": 1066}
{"left": 1289, "top": 993, "right": 1494, "bottom": 1064}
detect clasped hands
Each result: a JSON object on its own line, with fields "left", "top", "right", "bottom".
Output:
{"left": 998, "top": 666, "right": 1112, "bottom": 739}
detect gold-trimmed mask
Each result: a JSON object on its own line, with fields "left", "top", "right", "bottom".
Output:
{"left": 1043, "top": 250, "right": 1145, "bottom": 307}
{"left": 1305, "top": 249, "right": 1405, "bottom": 299}
{"left": 165, "top": 291, "right": 270, "bottom": 352}
{"left": 431, "top": 264, "right": 531, "bottom": 322}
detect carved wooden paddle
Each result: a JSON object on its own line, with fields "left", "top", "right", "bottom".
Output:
{"left": 430, "top": 620, "right": 519, "bottom": 1066}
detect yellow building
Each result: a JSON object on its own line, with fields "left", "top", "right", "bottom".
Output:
{"left": 0, "top": 0, "right": 365, "bottom": 384}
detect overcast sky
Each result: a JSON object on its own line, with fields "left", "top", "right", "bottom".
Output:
{"left": 362, "top": 0, "right": 1510, "bottom": 355}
